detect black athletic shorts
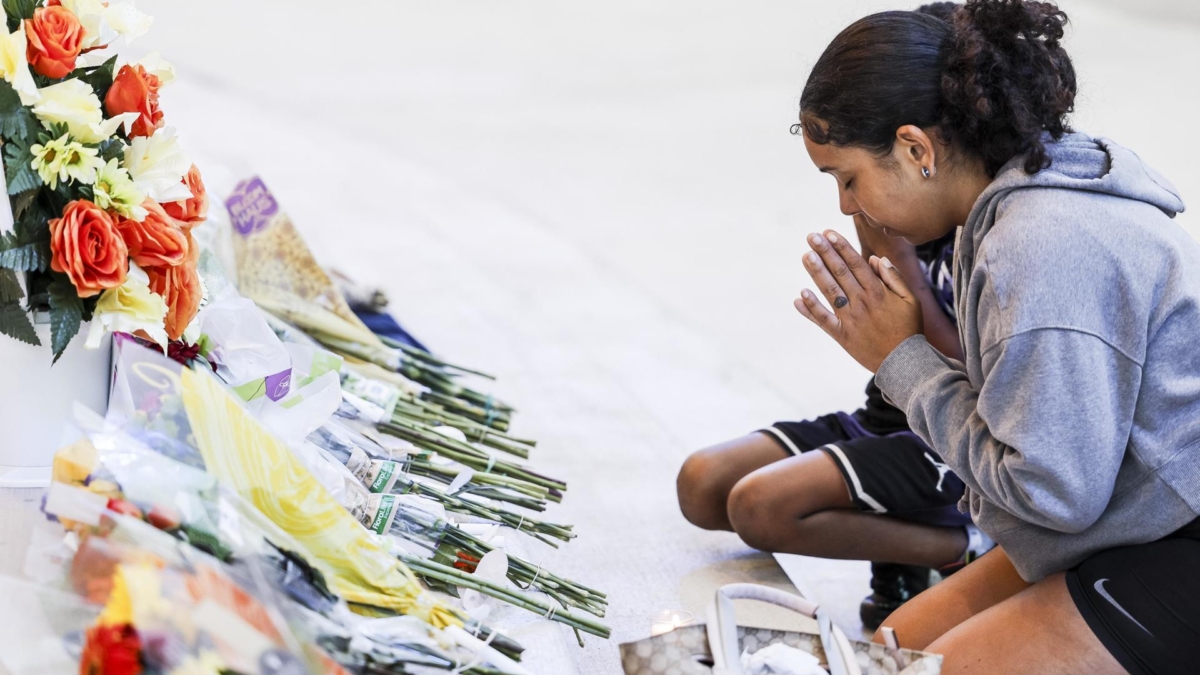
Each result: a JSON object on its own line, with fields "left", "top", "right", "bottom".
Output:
{"left": 1067, "top": 517, "right": 1200, "bottom": 675}
{"left": 759, "top": 410, "right": 970, "bottom": 528}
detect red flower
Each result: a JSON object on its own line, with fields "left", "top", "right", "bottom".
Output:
{"left": 25, "top": 6, "right": 83, "bottom": 79}
{"left": 105, "top": 499, "right": 143, "bottom": 520}
{"left": 79, "top": 624, "right": 142, "bottom": 675}
{"left": 162, "top": 166, "right": 208, "bottom": 229}
{"left": 105, "top": 65, "right": 164, "bottom": 138}
{"left": 146, "top": 505, "right": 181, "bottom": 532}
{"left": 49, "top": 200, "right": 128, "bottom": 298}
{"left": 453, "top": 551, "right": 480, "bottom": 572}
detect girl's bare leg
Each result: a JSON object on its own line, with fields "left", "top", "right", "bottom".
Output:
{"left": 879, "top": 548, "right": 1126, "bottom": 675}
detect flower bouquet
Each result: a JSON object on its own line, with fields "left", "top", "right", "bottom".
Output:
{"left": 103, "top": 337, "right": 461, "bottom": 628}
{"left": 0, "top": 0, "right": 207, "bottom": 360}
{"left": 40, "top": 415, "right": 532, "bottom": 674}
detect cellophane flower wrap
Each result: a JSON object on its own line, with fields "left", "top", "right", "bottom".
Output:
{"left": 13, "top": 487, "right": 323, "bottom": 675}
{"left": 0, "top": 0, "right": 207, "bottom": 361}
{"left": 103, "top": 336, "right": 459, "bottom": 628}
{"left": 37, "top": 409, "right": 520, "bottom": 674}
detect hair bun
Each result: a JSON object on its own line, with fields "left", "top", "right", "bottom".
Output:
{"left": 941, "top": 0, "right": 1077, "bottom": 174}
{"left": 963, "top": 0, "right": 1067, "bottom": 47}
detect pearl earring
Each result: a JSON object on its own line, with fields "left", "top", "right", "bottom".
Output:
{"left": 922, "top": 167, "right": 932, "bottom": 179}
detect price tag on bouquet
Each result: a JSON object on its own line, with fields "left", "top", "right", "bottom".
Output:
{"left": 344, "top": 446, "right": 402, "bottom": 494}
{"left": 341, "top": 370, "right": 401, "bottom": 417}
{"left": 357, "top": 494, "right": 402, "bottom": 535}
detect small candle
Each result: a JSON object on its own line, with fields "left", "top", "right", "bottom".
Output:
{"left": 650, "top": 609, "right": 695, "bottom": 636}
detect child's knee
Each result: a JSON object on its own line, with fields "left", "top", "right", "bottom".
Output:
{"left": 727, "top": 473, "right": 785, "bottom": 551}
{"left": 676, "top": 450, "right": 728, "bottom": 529}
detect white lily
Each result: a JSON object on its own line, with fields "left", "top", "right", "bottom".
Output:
{"left": 124, "top": 127, "right": 192, "bottom": 203}
{"left": 86, "top": 265, "right": 170, "bottom": 349}
{"left": 0, "top": 8, "right": 40, "bottom": 106}
{"left": 32, "top": 79, "right": 139, "bottom": 144}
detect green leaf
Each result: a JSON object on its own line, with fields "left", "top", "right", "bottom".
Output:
{"left": 0, "top": 239, "right": 50, "bottom": 271}
{"left": 11, "top": 189, "right": 36, "bottom": 219}
{"left": 0, "top": 211, "right": 51, "bottom": 272}
{"left": 4, "top": 139, "right": 41, "bottom": 195}
{"left": 0, "top": 268, "right": 23, "bottom": 303}
{"left": 0, "top": 302, "right": 38, "bottom": 345}
{"left": 0, "top": 80, "right": 42, "bottom": 144}
{"left": 47, "top": 276, "right": 83, "bottom": 362}
{"left": 1, "top": 0, "right": 36, "bottom": 28}
{"left": 76, "top": 56, "right": 119, "bottom": 104}
{"left": 97, "top": 138, "right": 125, "bottom": 164}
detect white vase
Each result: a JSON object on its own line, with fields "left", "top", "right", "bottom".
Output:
{"left": 0, "top": 321, "right": 111, "bottom": 487}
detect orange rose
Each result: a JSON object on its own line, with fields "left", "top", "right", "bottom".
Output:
{"left": 146, "top": 242, "right": 201, "bottom": 341}
{"left": 50, "top": 200, "right": 128, "bottom": 298}
{"left": 115, "top": 200, "right": 189, "bottom": 268}
{"left": 162, "top": 165, "right": 208, "bottom": 229}
{"left": 105, "top": 64, "right": 164, "bottom": 138}
{"left": 25, "top": 6, "right": 84, "bottom": 80}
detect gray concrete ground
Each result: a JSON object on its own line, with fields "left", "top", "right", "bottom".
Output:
{"left": 3, "top": 2, "right": 1194, "bottom": 674}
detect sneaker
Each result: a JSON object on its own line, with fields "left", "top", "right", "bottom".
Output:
{"left": 859, "top": 562, "right": 931, "bottom": 630}
{"left": 938, "top": 524, "right": 997, "bottom": 578}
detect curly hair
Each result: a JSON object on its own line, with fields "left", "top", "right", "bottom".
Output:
{"left": 796, "top": 0, "right": 1077, "bottom": 177}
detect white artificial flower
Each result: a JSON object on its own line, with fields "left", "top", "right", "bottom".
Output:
{"left": 86, "top": 265, "right": 170, "bottom": 349}
{"left": 103, "top": 1, "right": 153, "bottom": 42}
{"left": 51, "top": 0, "right": 115, "bottom": 50}
{"left": 60, "top": 142, "right": 105, "bottom": 186}
{"left": 32, "top": 79, "right": 139, "bottom": 144}
{"left": 29, "top": 134, "right": 69, "bottom": 188}
{"left": 53, "top": 0, "right": 151, "bottom": 47}
{"left": 0, "top": 10, "right": 40, "bottom": 106}
{"left": 124, "top": 127, "right": 192, "bottom": 203}
{"left": 94, "top": 158, "right": 148, "bottom": 220}
{"left": 137, "top": 52, "right": 176, "bottom": 87}
{"left": 30, "top": 134, "right": 104, "bottom": 189}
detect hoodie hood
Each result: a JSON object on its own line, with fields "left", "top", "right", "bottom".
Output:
{"left": 959, "top": 133, "right": 1186, "bottom": 267}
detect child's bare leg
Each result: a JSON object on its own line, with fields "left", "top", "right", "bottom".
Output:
{"left": 726, "top": 450, "right": 969, "bottom": 567}
{"left": 677, "top": 433, "right": 791, "bottom": 531}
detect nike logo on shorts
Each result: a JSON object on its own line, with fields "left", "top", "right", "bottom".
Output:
{"left": 1095, "top": 578, "right": 1153, "bottom": 636}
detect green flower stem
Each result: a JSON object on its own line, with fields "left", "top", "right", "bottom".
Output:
{"left": 400, "top": 555, "right": 611, "bottom": 639}
{"left": 398, "top": 481, "right": 575, "bottom": 546}
{"left": 380, "top": 422, "right": 567, "bottom": 493}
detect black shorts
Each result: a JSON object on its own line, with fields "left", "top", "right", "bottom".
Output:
{"left": 760, "top": 411, "right": 970, "bottom": 528}
{"left": 1067, "top": 518, "right": 1200, "bottom": 675}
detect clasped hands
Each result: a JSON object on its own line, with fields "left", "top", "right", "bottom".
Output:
{"left": 794, "top": 229, "right": 924, "bottom": 373}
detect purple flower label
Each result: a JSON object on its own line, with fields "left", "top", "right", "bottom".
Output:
{"left": 265, "top": 369, "right": 292, "bottom": 402}
{"left": 226, "top": 177, "right": 279, "bottom": 236}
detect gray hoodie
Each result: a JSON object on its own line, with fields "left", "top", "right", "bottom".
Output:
{"left": 876, "top": 133, "right": 1200, "bottom": 581}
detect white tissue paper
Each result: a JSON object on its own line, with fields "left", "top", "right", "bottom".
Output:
{"left": 741, "top": 642, "right": 826, "bottom": 675}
